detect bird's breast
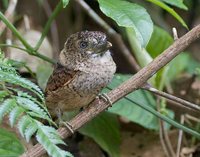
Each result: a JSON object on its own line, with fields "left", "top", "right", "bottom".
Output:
{"left": 71, "top": 53, "right": 116, "bottom": 96}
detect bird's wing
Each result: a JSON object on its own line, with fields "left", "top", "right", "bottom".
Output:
{"left": 45, "top": 63, "right": 78, "bottom": 93}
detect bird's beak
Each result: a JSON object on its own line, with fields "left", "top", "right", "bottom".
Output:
{"left": 106, "top": 41, "right": 112, "bottom": 49}
{"left": 96, "top": 41, "right": 112, "bottom": 54}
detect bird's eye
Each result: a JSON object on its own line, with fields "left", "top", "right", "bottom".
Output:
{"left": 79, "top": 41, "right": 88, "bottom": 49}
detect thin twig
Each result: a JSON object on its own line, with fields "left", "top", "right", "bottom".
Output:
{"left": 23, "top": 15, "right": 30, "bottom": 31}
{"left": 157, "top": 98, "right": 171, "bottom": 157}
{"left": 41, "top": 0, "right": 60, "bottom": 57}
{"left": 20, "top": 24, "right": 200, "bottom": 157}
{"left": 185, "top": 114, "right": 200, "bottom": 123}
{"left": 157, "top": 98, "right": 176, "bottom": 157}
{"left": 176, "top": 115, "right": 184, "bottom": 157}
{"left": 142, "top": 84, "right": 200, "bottom": 112}
{"left": 0, "top": 0, "right": 17, "bottom": 34}
{"left": 0, "top": 11, "right": 34, "bottom": 51}
{"left": 0, "top": 44, "right": 56, "bottom": 64}
{"left": 75, "top": 0, "right": 140, "bottom": 71}
{"left": 159, "top": 119, "right": 172, "bottom": 157}
{"left": 0, "top": 12, "right": 55, "bottom": 64}
{"left": 34, "top": 1, "right": 62, "bottom": 51}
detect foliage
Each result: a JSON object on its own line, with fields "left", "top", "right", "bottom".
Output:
{"left": 80, "top": 112, "right": 120, "bottom": 157}
{"left": 159, "top": 0, "right": 188, "bottom": 10}
{"left": 105, "top": 74, "right": 200, "bottom": 138}
{"left": 0, "top": 52, "right": 72, "bottom": 157}
{"left": 0, "top": 128, "right": 24, "bottom": 157}
{"left": 147, "top": 0, "right": 187, "bottom": 28}
{"left": 105, "top": 74, "right": 171, "bottom": 130}
{"left": 98, "top": 0, "right": 153, "bottom": 47}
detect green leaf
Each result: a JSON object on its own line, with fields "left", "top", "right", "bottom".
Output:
{"left": 0, "top": 98, "right": 16, "bottom": 122}
{"left": 6, "top": 59, "right": 35, "bottom": 76}
{"left": 147, "top": 0, "right": 188, "bottom": 28}
{"left": 0, "top": 128, "right": 24, "bottom": 157}
{"left": 0, "top": 63, "right": 17, "bottom": 75}
{"left": 167, "top": 53, "right": 190, "bottom": 82}
{"left": 98, "top": 0, "right": 153, "bottom": 47}
{"left": 9, "top": 106, "right": 24, "bottom": 127}
{"left": 147, "top": 26, "right": 173, "bottom": 58}
{"left": 79, "top": 112, "right": 120, "bottom": 157}
{"left": 146, "top": 26, "right": 173, "bottom": 89}
{"left": 17, "top": 91, "right": 46, "bottom": 110}
{"left": 62, "top": 0, "right": 69, "bottom": 8}
{"left": 17, "top": 97, "right": 47, "bottom": 118}
{"left": 16, "top": 96, "right": 55, "bottom": 125}
{"left": 35, "top": 121, "right": 73, "bottom": 157}
{"left": 24, "top": 123, "right": 38, "bottom": 142}
{"left": 0, "top": 91, "right": 9, "bottom": 102}
{"left": 119, "top": 90, "right": 200, "bottom": 138}
{"left": 106, "top": 74, "right": 160, "bottom": 130}
{"left": 0, "top": 70, "right": 45, "bottom": 102}
{"left": 160, "top": 0, "right": 188, "bottom": 10}
{"left": 106, "top": 75, "right": 200, "bottom": 138}
{"left": 18, "top": 115, "right": 32, "bottom": 137}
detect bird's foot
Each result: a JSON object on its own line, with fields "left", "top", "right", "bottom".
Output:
{"left": 56, "top": 108, "right": 74, "bottom": 134}
{"left": 60, "top": 121, "right": 74, "bottom": 134}
{"left": 97, "top": 93, "right": 112, "bottom": 107}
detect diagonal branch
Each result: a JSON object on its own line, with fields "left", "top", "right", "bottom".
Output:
{"left": 20, "top": 24, "right": 200, "bottom": 157}
{"left": 141, "top": 84, "right": 200, "bottom": 112}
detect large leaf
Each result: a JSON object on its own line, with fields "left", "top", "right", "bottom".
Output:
{"left": 146, "top": 26, "right": 172, "bottom": 89}
{"left": 167, "top": 53, "right": 190, "bottom": 82}
{"left": 105, "top": 74, "right": 160, "bottom": 130}
{"left": 160, "top": 0, "right": 187, "bottom": 10}
{"left": 79, "top": 112, "right": 120, "bottom": 157}
{"left": 0, "top": 128, "right": 24, "bottom": 157}
{"left": 98, "top": 0, "right": 153, "bottom": 47}
{"left": 147, "top": 26, "right": 173, "bottom": 58}
{"left": 147, "top": 0, "right": 187, "bottom": 28}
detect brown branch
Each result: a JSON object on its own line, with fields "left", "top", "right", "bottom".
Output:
{"left": 142, "top": 84, "right": 200, "bottom": 112}
{"left": 20, "top": 24, "right": 200, "bottom": 157}
{"left": 75, "top": 0, "right": 140, "bottom": 71}
{"left": 176, "top": 115, "right": 184, "bottom": 157}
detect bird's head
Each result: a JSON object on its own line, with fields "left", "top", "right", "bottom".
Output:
{"left": 59, "top": 31, "right": 112, "bottom": 65}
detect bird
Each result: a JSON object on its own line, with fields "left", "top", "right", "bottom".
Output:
{"left": 45, "top": 31, "right": 116, "bottom": 131}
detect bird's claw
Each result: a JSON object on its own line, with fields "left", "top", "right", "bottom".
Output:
{"left": 60, "top": 121, "right": 74, "bottom": 134}
{"left": 97, "top": 93, "right": 112, "bottom": 107}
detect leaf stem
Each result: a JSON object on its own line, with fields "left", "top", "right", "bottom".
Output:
{"left": 0, "top": 44, "right": 56, "bottom": 64}
{"left": 124, "top": 94, "right": 200, "bottom": 138}
{"left": 0, "top": 11, "right": 34, "bottom": 51}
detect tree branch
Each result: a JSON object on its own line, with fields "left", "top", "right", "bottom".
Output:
{"left": 141, "top": 84, "right": 200, "bottom": 112}
{"left": 20, "top": 24, "right": 200, "bottom": 157}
